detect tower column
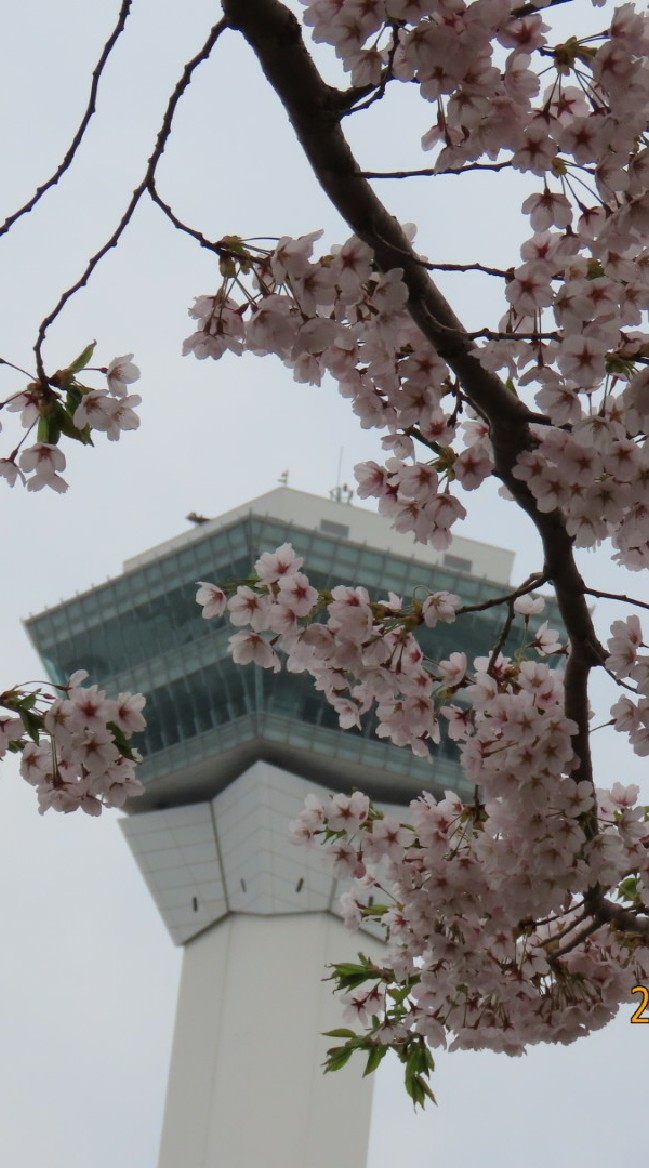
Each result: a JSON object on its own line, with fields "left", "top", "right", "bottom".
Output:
{"left": 158, "top": 912, "right": 381, "bottom": 1168}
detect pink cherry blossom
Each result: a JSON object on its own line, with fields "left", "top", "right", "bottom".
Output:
{"left": 106, "top": 354, "right": 140, "bottom": 397}
{"left": 196, "top": 582, "right": 227, "bottom": 619}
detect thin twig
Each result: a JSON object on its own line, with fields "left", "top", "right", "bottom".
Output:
{"left": 468, "top": 329, "right": 561, "bottom": 342}
{"left": 585, "top": 588, "right": 649, "bottom": 614}
{"left": 457, "top": 573, "right": 549, "bottom": 616}
{"left": 147, "top": 181, "right": 224, "bottom": 254}
{"left": 600, "top": 665, "right": 640, "bottom": 696}
{"left": 0, "top": 1, "right": 133, "bottom": 240}
{"left": 511, "top": 0, "right": 573, "bottom": 14}
{"left": 33, "top": 17, "right": 228, "bottom": 379}
{"left": 0, "top": 357, "right": 34, "bottom": 379}
{"left": 340, "top": 23, "right": 400, "bottom": 118}
{"left": 546, "top": 916, "right": 601, "bottom": 959}
{"left": 360, "top": 161, "right": 513, "bottom": 179}
{"left": 363, "top": 229, "right": 510, "bottom": 280}
{"left": 487, "top": 602, "right": 516, "bottom": 676}
{"left": 423, "top": 261, "right": 510, "bottom": 279}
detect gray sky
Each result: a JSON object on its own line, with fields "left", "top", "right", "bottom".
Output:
{"left": 0, "top": 3, "right": 647, "bottom": 1165}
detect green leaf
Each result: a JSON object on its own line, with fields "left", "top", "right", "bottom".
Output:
{"left": 605, "top": 353, "right": 636, "bottom": 378}
{"left": 57, "top": 404, "right": 93, "bottom": 446}
{"left": 405, "top": 1070, "right": 436, "bottom": 1108}
{"left": 65, "top": 386, "right": 83, "bottom": 415}
{"left": 363, "top": 1045, "right": 387, "bottom": 1076}
{"left": 386, "top": 984, "right": 411, "bottom": 1005}
{"left": 20, "top": 709, "right": 42, "bottom": 743}
{"left": 68, "top": 342, "right": 96, "bottom": 374}
{"left": 402, "top": 1039, "right": 436, "bottom": 1109}
{"left": 106, "top": 720, "right": 137, "bottom": 761}
{"left": 324, "top": 1045, "right": 356, "bottom": 1073}
{"left": 585, "top": 258, "right": 605, "bottom": 280}
{"left": 618, "top": 875, "right": 641, "bottom": 904}
{"left": 37, "top": 412, "right": 59, "bottom": 444}
{"left": 323, "top": 1028, "right": 358, "bottom": 1039}
{"left": 327, "top": 956, "right": 383, "bottom": 992}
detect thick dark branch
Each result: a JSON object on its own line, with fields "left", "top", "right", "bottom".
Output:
{"left": 222, "top": 0, "right": 524, "bottom": 422}
{"left": 33, "top": 17, "right": 228, "bottom": 378}
{"left": 0, "top": 1, "right": 133, "bottom": 240}
{"left": 223, "top": 0, "right": 604, "bottom": 791}
{"left": 588, "top": 891, "right": 649, "bottom": 942}
{"left": 563, "top": 639, "right": 596, "bottom": 788}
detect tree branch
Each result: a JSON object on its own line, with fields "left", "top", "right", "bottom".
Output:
{"left": 147, "top": 180, "right": 224, "bottom": 255}
{"left": 360, "top": 161, "right": 513, "bottom": 178}
{"left": 33, "top": 17, "right": 228, "bottom": 379}
{"left": 423, "top": 262, "right": 510, "bottom": 279}
{"left": 487, "top": 602, "right": 516, "bottom": 676}
{"left": 0, "top": 1, "right": 133, "bottom": 240}
{"left": 340, "top": 23, "right": 400, "bottom": 117}
{"left": 223, "top": 0, "right": 605, "bottom": 801}
{"left": 457, "top": 573, "right": 548, "bottom": 616}
{"left": 588, "top": 891, "right": 649, "bottom": 942}
{"left": 585, "top": 588, "right": 649, "bottom": 614}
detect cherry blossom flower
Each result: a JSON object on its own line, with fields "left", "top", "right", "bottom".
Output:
{"left": 233, "top": 630, "right": 282, "bottom": 671}
{"left": 196, "top": 582, "right": 227, "bottom": 619}
{"left": 18, "top": 443, "right": 68, "bottom": 493}
{"left": 106, "top": 354, "right": 140, "bottom": 397}
{"left": 514, "top": 594, "right": 545, "bottom": 616}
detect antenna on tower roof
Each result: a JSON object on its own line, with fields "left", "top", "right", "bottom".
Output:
{"left": 329, "top": 447, "right": 353, "bottom": 504}
{"left": 278, "top": 469, "right": 289, "bottom": 486}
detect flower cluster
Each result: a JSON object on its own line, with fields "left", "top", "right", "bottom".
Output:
{"left": 0, "top": 348, "right": 141, "bottom": 492}
{"left": 185, "top": 229, "right": 496, "bottom": 548}
{"left": 1, "top": 672, "right": 146, "bottom": 816}
{"left": 197, "top": 543, "right": 567, "bottom": 760}
{"left": 185, "top": 209, "right": 649, "bottom": 559}
{"left": 184, "top": 0, "right": 649, "bottom": 563}
{"left": 289, "top": 764, "right": 649, "bottom": 1076}
{"left": 607, "top": 615, "right": 649, "bottom": 754}
{"left": 198, "top": 541, "right": 469, "bottom": 756}
{"left": 301, "top": 0, "right": 649, "bottom": 194}
{"left": 196, "top": 547, "right": 649, "bottom": 1084}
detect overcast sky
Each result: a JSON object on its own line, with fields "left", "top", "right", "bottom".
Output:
{"left": 0, "top": 3, "right": 647, "bottom": 1166}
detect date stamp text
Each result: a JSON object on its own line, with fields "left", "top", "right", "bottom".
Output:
{"left": 631, "top": 985, "right": 649, "bottom": 1023}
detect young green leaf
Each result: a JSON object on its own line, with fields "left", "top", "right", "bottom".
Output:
{"left": 68, "top": 342, "right": 96, "bottom": 374}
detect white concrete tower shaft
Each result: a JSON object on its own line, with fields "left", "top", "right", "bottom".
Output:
{"left": 122, "top": 761, "right": 384, "bottom": 1168}
{"left": 159, "top": 913, "right": 381, "bottom": 1168}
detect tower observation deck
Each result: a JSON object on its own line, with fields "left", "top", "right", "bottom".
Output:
{"left": 27, "top": 487, "right": 531, "bottom": 1168}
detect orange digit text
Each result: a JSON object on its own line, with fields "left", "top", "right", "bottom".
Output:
{"left": 630, "top": 985, "right": 649, "bottom": 1023}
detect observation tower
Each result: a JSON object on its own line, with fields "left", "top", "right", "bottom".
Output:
{"left": 28, "top": 487, "right": 520, "bottom": 1168}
